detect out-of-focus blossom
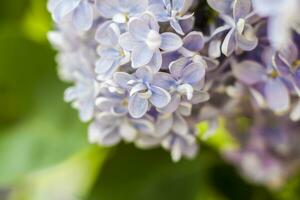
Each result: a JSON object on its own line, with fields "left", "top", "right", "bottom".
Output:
{"left": 48, "top": 0, "right": 94, "bottom": 31}
{"left": 252, "top": 0, "right": 300, "bottom": 49}
{"left": 232, "top": 44, "right": 300, "bottom": 114}
{"left": 160, "top": 112, "right": 198, "bottom": 162}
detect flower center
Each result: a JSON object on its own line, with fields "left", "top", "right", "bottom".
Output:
{"left": 146, "top": 30, "right": 161, "bottom": 51}
{"left": 113, "top": 13, "right": 128, "bottom": 24}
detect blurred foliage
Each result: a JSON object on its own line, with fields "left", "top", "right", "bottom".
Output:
{"left": 9, "top": 146, "right": 108, "bottom": 200}
{"left": 0, "top": 0, "right": 300, "bottom": 200}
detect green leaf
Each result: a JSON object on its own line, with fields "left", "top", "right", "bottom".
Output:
{"left": 9, "top": 146, "right": 109, "bottom": 200}
{"left": 88, "top": 145, "right": 225, "bottom": 200}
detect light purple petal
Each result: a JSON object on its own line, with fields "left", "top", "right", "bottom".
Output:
{"left": 265, "top": 79, "right": 290, "bottom": 113}
{"left": 150, "top": 86, "right": 171, "bottom": 108}
{"left": 170, "top": 19, "right": 184, "bottom": 35}
{"left": 130, "top": 83, "right": 148, "bottom": 96}
{"left": 52, "top": 0, "right": 81, "bottom": 22}
{"left": 135, "top": 66, "right": 153, "bottom": 82}
{"left": 119, "top": 121, "right": 138, "bottom": 142}
{"left": 221, "top": 28, "right": 236, "bottom": 56}
{"left": 148, "top": 4, "right": 170, "bottom": 22}
{"left": 169, "top": 57, "right": 190, "bottom": 79}
{"left": 147, "top": 50, "right": 162, "bottom": 72}
{"left": 113, "top": 72, "right": 135, "bottom": 88}
{"left": 233, "top": 0, "right": 251, "bottom": 20}
{"left": 95, "top": 57, "right": 115, "bottom": 74}
{"left": 96, "top": 22, "right": 120, "bottom": 46}
{"left": 211, "top": 24, "right": 231, "bottom": 39}
{"left": 236, "top": 26, "right": 258, "bottom": 51}
{"left": 160, "top": 32, "right": 183, "bottom": 51}
{"left": 96, "top": 0, "right": 119, "bottom": 18}
{"left": 183, "top": 31, "right": 205, "bottom": 52}
{"left": 181, "top": 63, "right": 206, "bottom": 85}
{"left": 173, "top": 113, "right": 188, "bottom": 135}
{"left": 73, "top": 1, "right": 93, "bottom": 31}
{"left": 119, "top": 32, "right": 141, "bottom": 51}
{"left": 128, "top": 17, "right": 150, "bottom": 40}
{"left": 153, "top": 72, "right": 177, "bottom": 90}
{"left": 179, "top": 16, "right": 195, "bottom": 33}
{"left": 132, "top": 44, "right": 153, "bottom": 68}
{"left": 208, "top": 39, "right": 221, "bottom": 58}
{"left": 160, "top": 93, "right": 181, "bottom": 113}
{"left": 128, "top": 94, "right": 149, "bottom": 118}
{"left": 233, "top": 61, "right": 265, "bottom": 85}
{"left": 156, "top": 114, "right": 174, "bottom": 136}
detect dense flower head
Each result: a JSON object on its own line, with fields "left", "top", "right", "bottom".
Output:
{"left": 48, "top": 0, "right": 300, "bottom": 183}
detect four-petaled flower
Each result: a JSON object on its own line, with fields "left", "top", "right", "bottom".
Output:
{"left": 114, "top": 67, "right": 171, "bottom": 118}
{"left": 120, "top": 13, "right": 183, "bottom": 71}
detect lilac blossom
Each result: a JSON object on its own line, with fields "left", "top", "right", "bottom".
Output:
{"left": 96, "top": 0, "right": 148, "bottom": 24}
{"left": 208, "top": 0, "right": 258, "bottom": 56}
{"left": 154, "top": 57, "right": 208, "bottom": 113}
{"left": 114, "top": 67, "right": 171, "bottom": 118}
{"left": 47, "top": 0, "right": 94, "bottom": 31}
{"left": 160, "top": 112, "right": 198, "bottom": 162}
{"left": 95, "top": 23, "right": 130, "bottom": 80}
{"left": 148, "top": 0, "right": 195, "bottom": 35}
{"left": 120, "top": 13, "right": 183, "bottom": 71}
{"left": 89, "top": 112, "right": 155, "bottom": 146}
{"left": 163, "top": 31, "right": 219, "bottom": 70}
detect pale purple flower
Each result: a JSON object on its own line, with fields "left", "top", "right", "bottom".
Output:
{"left": 96, "top": 0, "right": 148, "bottom": 23}
{"left": 208, "top": 0, "right": 258, "bottom": 56}
{"left": 114, "top": 67, "right": 171, "bottom": 118}
{"left": 95, "top": 23, "right": 130, "bottom": 80}
{"left": 160, "top": 112, "right": 198, "bottom": 162}
{"left": 148, "top": 0, "right": 194, "bottom": 35}
{"left": 89, "top": 112, "right": 155, "bottom": 146}
{"left": 154, "top": 57, "right": 208, "bottom": 113}
{"left": 47, "top": 0, "right": 94, "bottom": 31}
{"left": 64, "top": 63, "right": 100, "bottom": 122}
{"left": 120, "top": 13, "right": 183, "bottom": 71}
{"left": 163, "top": 31, "right": 219, "bottom": 70}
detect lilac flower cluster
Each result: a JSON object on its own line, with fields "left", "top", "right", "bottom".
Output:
{"left": 47, "top": 0, "right": 300, "bottom": 182}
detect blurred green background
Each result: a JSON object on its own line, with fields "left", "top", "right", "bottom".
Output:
{"left": 0, "top": 0, "right": 300, "bottom": 200}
